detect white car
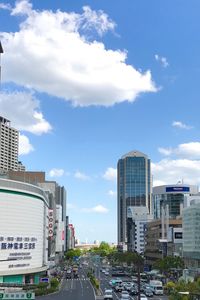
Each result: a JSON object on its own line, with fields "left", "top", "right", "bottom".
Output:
{"left": 104, "top": 271, "right": 109, "bottom": 275}
{"left": 120, "top": 291, "right": 130, "bottom": 299}
{"left": 140, "top": 294, "right": 148, "bottom": 300}
{"left": 104, "top": 289, "right": 113, "bottom": 299}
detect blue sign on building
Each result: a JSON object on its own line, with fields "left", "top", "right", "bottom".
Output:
{"left": 40, "top": 278, "right": 49, "bottom": 283}
{"left": 166, "top": 186, "right": 190, "bottom": 193}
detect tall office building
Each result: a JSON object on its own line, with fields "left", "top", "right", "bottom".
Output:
{"left": 0, "top": 116, "right": 19, "bottom": 171}
{"left": 117, "top": 150, "right": 152, "bottom": 252}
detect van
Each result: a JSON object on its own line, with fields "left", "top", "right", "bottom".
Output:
{"left": 149, "top": 280, "right": 163, "bottom": 295}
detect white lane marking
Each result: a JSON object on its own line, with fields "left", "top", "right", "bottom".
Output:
{"left": 113, "top": 291, "right": 120, "bottom": 300}
{"left": 80, "top": 277, "right": 84, "bottom": 296}
{"left": 70, "top": 278, "right": 73, "bottom": 291}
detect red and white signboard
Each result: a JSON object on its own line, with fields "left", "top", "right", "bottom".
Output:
{"left": 48, "top": 209, "right": 54, "bottom": 237}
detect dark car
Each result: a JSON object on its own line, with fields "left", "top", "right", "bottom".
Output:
{"left": 129, "top": 287, "right": 138, "bottom": 295}
{"left": 66, "top": 270, "right": 72, "bottom": 279}
{"left": 74, "top": 272, "right": 79, "bottom": 278}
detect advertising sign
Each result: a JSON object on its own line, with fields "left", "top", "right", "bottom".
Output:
{"left": 40, "top": 277, "right": 49, "bottom": 283}
{"left": 166, "top": 186, "right": 190, "bottom": 193}
{"left": 48, "top": 209, "right": 54, "bottom": 237}
{"left": 0, "top": 292, "right": 35, "bottom": 299}
{"left": 0, "top": 192, "right": 45, "bottom": 272}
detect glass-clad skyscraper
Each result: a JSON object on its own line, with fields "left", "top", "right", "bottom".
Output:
{"left": 117, "top": 151, "right": 152, "bottom": 246}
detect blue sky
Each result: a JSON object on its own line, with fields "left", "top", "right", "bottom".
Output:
{"left": 1, "top": 0, "right": 200, "bottom": 243}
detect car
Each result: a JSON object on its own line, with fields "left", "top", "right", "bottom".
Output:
{"left": 74, "top": 272, "right": 79, "bottom": 278}
{"left": 115, "top": 284, "right": 124, "bottom": 292}
{"left": 65, "top": 270, "right": 72, "bottom": 279}
{"left": 121, "top": 291, "right": 129, "bottom": 295}
{"left": 140, "top": 294, "right": 148, "bottom": 300}
{"left": 123, "top": 282, "right": 133, "bottom": 291}
{"left": 129, "top": 287, "right": 138, "bottom": 295}
{"left": 104, "top": 289, "right": 113, "bottom": 299}
{"left": 105, "top": 271, "right": 110, "bottom": 275}
{"left": 120, "top": 292, "right": 130, "bottom": 300}
{"left": 144, "top": 287, "right": 153, "bottom": 297}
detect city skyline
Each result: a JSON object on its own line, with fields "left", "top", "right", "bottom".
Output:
{"left": 1, "top": 0, "right": 200, "bottom": 243}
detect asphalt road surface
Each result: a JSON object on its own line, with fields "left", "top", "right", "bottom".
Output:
{"left": 36, "top": 264, "right": 169, "bottom": 300}
{"left": 36, "top": 268, "right": 95, "bottom": 300}
{"left": 99, "top": 272, "right": 169, "bottom": 300}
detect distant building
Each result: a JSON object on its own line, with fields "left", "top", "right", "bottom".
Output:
{"left": 68, "top": 224, "right": 75, "bottom": 249}
{"left": 145, "top": 218, "right": 182, "bottom": 268}
{"left": 153, "top": 184, "right": 199, "bottom": 219}
{"left": 0, "top": 116, "right": 19, "bottom": 171}
{"left": 117, "top": 150, "right": 152, "bottom": 253}
{"left": 183, "top": 200, "right": 200, "bottom": 269}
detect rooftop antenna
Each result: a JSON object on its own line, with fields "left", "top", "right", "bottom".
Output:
{"left": 0, "top": 41, "right": 3, "bottom": 86}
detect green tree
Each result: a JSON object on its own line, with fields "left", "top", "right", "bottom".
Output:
{"left": 65, "top": 248, "right": 82, "bottom": 260}
{"left": 90, "top": 241, "right": 116, "bottom": 257}
{"left": 153, "top": 256, "right": 184, "bottom": 274}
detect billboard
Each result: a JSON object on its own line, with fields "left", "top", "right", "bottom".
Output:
{"left": 48, "top": 209, "right": 54, "bottom": 237}
{"left": 166, "top": 186, "right": 190, "bottom": 193}
{"left": 0, "top": 191, "right": 47, "bottom": 272}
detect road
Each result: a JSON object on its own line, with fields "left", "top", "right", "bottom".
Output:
{"left": 36, "top": 263, "right": 169, "bottom": 300}
{"left": 36, "top": 267, "right": 95, "bottom": 300}
{"left": 99, "top": 272, "right": 169, "bottom": 300}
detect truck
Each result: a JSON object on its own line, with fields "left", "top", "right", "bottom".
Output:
{"left": 149, "top": 280, "right": 164, "bottom": 295}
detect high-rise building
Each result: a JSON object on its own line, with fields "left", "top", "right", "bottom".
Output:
{"left": 0, "top": 116, "right": 19, "bottom": 171}
{"left": 117, "top": 150, "right": 152, "bottom": 252}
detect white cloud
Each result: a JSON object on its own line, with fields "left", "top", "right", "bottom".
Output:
{"left": 11, "top": 0, "right": 32, "bottom": 15}
{"left": 67, "top": 203, "right": 77, "bottom": 210}
{"left": 103, "top": 167, "right": 117, "bottom": 181}
{"left": 0, "top": 91, "right": 52, "bottom": 135}
{"left": 158, "top": 142, "right": 200, "bottom": 159}
{"left": 19, "top": 133, "right": 34, "bottom": 155}
{"left": 74, "top": 171, "right": 90, "bottom": 180}
{"left": 155, "top": 54, "right": 169, "bottom": 68}
{"left": 82, "top": 204, "right": 109, "bottom": 213}
{"left": 152, "top": 158, "right": 200, "bottom": 186}
{"left": 49, "top": 168, "right": 64, "bottom": 177}
{"left": 158, "top": 147, "right": 172, "bottom": 156}
{"left": 1, "top": 1, "right": 157, "bottom": 107}
{"left": 80, "top": 6, "right": 116, "bottom": 36}
{"left": 108, "top": 190, "right": 117, "bottom": 197}
{"left": 172, "top": 121, "right": 193, "bottom": 130}
{"left": 0, "top": 3, "right": 11, "bottom": 10}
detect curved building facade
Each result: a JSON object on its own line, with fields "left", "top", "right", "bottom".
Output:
{"left": 0, "top": 178, "right": 49, "bottom": 284}
{"left": 153, "top": 184, "right": 199, "bottom": 219}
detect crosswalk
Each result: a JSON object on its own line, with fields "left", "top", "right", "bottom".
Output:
{"left": 66, "top": 278, "right": 89, "bottom": 281}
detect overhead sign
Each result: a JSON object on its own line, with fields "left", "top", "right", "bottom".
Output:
{"left": 166, "top": 186, "right": 190, "bottom": 193}
{"left": 0, "top": 292, "right": 35, "bottom": 299}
